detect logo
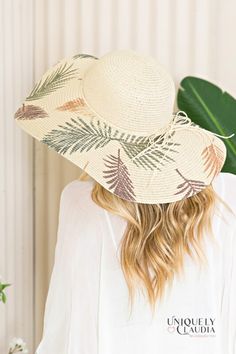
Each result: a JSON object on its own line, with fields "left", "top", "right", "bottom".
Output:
{"left": 166, "top": 316, "right": 216, "bottom": 337}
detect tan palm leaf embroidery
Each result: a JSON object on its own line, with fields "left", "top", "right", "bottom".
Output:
{"left": 56, "top": 98, "right": 85, "bottom": 112}
{"left": 174, "top": 168, "right": 206, "bottom": 199}
{"left": 56, "top": 98, "right": 95, "bottom": 117}
{"left": 201, "top": 140, "right": 225, "bottom": 178}
{"left": 14, "top": 104, "right": 48, "bottom": 120}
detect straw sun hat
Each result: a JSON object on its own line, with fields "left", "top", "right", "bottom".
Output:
{"left": 14, "top": 49, "right": 234, "bottom": 204}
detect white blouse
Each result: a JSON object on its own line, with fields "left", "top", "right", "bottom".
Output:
{"left": 35, "top": 172, "right": 236, "bottom": 354}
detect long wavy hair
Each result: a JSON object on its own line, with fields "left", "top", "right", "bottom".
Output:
{"left": 78, "top": 170, "right": 235, "bottom": 316}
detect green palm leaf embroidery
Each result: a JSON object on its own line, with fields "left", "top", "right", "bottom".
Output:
{"left": 41, "top": 117, "right": 180, "bottom": 170}
{"left": 41, "top": 117, "right": 115, "bottom": 155}
{"left": 73, "top": 53, "right": 98, "bottom": 60}
{"left": 120, "top": 131, "right": 180, "bottom": 171}
{"left": 103, "top": 149, "right": 136, "bottom": 201}
{"left": 174, "top": 168, "right": 206, "bottom": 198}
{"left": 26, "top": 62, "right": 78, "bottom": 101}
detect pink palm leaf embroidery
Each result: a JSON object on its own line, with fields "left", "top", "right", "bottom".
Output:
{"left": 14, "top": 104, "right": 48, "bottom": 120}
{"left": 103, "top": 148, "right": 136, "bottom": 202}
{"left": 174, "top": 168, "right": 206, "bottom": 199}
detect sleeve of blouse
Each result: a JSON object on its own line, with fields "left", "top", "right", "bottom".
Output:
{"left": 223, "top": 173, "right": 236, "bottom": 354}
{"left": 35, "top": 183, "right": 76, "bottom": 354}
{"left": 229, "top": 227, "right": 236, "bottom": 354}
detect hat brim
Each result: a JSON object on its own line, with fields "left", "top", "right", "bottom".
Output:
{"left": 14, "top": 54, "right": 227, "bottom": 204}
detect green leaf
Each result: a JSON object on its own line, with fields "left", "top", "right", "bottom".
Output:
{"left": 1, "top": 283, "right": 11, "bottom": 290}
{"left": 177, "top": 76, "right": 236, "bottom": 174}
{"left": 1, "top": 292, "right": 7, "bottom": 303}
{"left": 26, "top": 62, "right": 78, "bottom": 101}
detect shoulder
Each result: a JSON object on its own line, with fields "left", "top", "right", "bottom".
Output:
{"left": 212, "top": 171, "right": 236, "bottom": 190}
{"left": 212, "top": 172, "right": 236, "bottom": 218}
{"left": 61, "top": 178, "right": 94, "bottom": 202}
{"left": 218, "top": 171, "right": 236, "bottom": 185}
{"left": 59, "top": 178, "right": 104, "bottom": 220}
{"left": 56, "top": 179, "right": 105, "bottom": 249}
{"left": 211, "top": 173, "right": 236, "bottom": 253}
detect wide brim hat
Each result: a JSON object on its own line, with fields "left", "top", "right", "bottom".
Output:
{"left": 14, "top": 49, "right": 228, "bottom": 204}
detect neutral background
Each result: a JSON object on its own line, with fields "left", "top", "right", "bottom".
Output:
{"left": 1, "top": 0, "right": 236, "bottom": 352}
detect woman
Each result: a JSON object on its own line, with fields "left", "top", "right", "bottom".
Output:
{"left": 14, "top": 50, "right": 236, "bottom": 354}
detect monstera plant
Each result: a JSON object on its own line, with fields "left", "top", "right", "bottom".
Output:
{"left": 177, "top": 77, "right": 236, "bottom": 175}
{"left": 0, "top": 275, "right": 11, "bottom": 303}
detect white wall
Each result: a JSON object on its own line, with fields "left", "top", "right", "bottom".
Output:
{"left": 1, "top": 0, "right": 236, "bottom": 352}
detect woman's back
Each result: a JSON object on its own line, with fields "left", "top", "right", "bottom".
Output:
{"left": 36, "top": 172, "right": 236, "bottom": 354}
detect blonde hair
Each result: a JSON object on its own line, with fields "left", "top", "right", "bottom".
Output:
{"left": 78, "top": 170, "right": 235, "bottom": 316}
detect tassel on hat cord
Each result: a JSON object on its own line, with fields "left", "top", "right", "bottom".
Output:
{"left": 198, "top": 129, "right": 235, "bottom": 140}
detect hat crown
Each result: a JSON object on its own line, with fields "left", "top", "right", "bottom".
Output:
{"left": 82, "top": 49, "right": 175, "bottom": 135}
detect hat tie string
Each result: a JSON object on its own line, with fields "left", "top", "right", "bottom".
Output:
{"left": 129, "top": 111, "right": 235, "bottom": 168}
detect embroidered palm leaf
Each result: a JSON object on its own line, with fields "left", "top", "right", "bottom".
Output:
{"left": 41, "top": 117, "right": 114, "bottom": 155}
{"left": 120, "top": 131, "right": 180, "bottom": 171}
{"left": 103, "top": 149, "right": 136, "bottom": 201}
{"left": 56, "top": 98, "right": 86, "bottom": 112}
{"left": 41, "top": 117, "right": 181, "bottom": 171}
{"left": 174, "top": 168, "right": 206, "bottom": 198}
{"left": 73, "top": 53, "right": 98, "bottom": 60}
{"left": 201, "top": 141, "right": 225, "bottom": 178}
{"left": 26, "top": 62, "right": 78, "bottom": 101}
{"left": 14, "top": 104, "right": 48, "bottom": 120}
{"left": 72, "top": 105, "right": 95, "bottom": 118}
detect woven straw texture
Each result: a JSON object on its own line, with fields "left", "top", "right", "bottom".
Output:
{"left": 14, "top": 49, "right": 227, "bottom": 204}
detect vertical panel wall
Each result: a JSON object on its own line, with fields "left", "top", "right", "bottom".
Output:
{"left": 1, "top": 0, "right": 236, "bottom": 352}
{"left": 0, "top": 1, "right": 34, "bottom": 353}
